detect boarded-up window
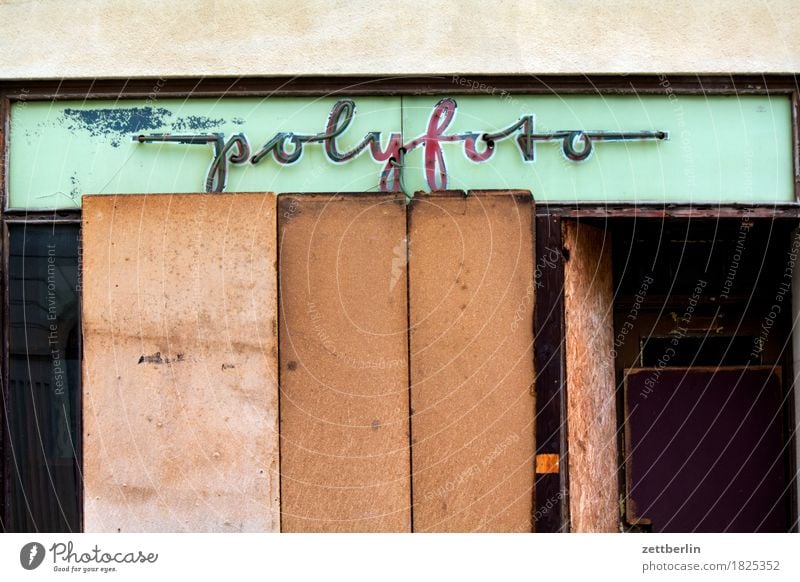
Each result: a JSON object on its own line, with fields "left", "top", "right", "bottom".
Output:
{"left": 78, "top": 190, "right": 541, "bottom": 532}
{"left": 278, "top": 194, "right": 411, "bottom": 532}
{"left": 82, "top": 194, "right": 280, "bottom": 532}
{"left": 409, "top": 192, "right": 536, "bottom": 532}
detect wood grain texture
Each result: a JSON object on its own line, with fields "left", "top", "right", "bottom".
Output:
{"left": 562, "top": 220, "right": 618, "bottom": 532}
{"left": 409, "top": 192, "right": 535, "bottom": 532}
{"left": 82, "top": 193, "right": 279, "bottom": 532}
{"left": 278, "top": 194, "right": 411, "bottom": 532}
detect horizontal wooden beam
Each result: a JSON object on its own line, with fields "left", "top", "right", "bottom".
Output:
{"left": 1, "top": 212, "right": 81, "bottom": 222}
{"left": 1, "top": 74, "right": 798, "bottom": 101}
{"left": 539, "top": 204, "right": 800, "bottom": 219}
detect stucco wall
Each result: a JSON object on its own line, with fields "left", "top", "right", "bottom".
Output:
{"left": 1, "top": 0, "right": 798, "bottom": 79}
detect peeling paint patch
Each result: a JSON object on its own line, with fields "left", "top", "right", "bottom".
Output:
{"left": 23, "top": 128, "right": 41, "bottom": 145}
{"left": 171, "top": 115, "right": 226, "bottom": 131}
{"left": 137, "top": 352, "right": 186, "bottom": 365}
{"left": 69, "top": 172, "right": 80, "bottom": 199}
{"left": 138, "top": 352, "right": 163, "bottom": 365}
{"left": 61, "top": 107, "right": 173, "bottom": 147}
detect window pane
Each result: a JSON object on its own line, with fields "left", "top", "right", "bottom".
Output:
{"left": 6, "top": 224, "right": 81, "bottom": 532}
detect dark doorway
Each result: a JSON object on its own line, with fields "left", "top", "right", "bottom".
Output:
{"left": 610, "top": 218, "right": 797, "bottom": 532}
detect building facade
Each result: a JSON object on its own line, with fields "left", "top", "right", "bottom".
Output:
{"left": 1, "top": 0, "right": 799, "bottom": 533}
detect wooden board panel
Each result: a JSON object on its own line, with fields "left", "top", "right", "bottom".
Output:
{"left": 409, "top": 191, "right": 535, "bottom": 532}
{"left": 562, "top": 220, "right": 618, "bottom": 532}
{"left": 82, "top": 193, "right": 279, "bottom": 532}
{"left": 278, "top": 194, "right": 411, "bottom": 532}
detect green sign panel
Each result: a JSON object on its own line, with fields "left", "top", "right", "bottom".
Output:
{"left": 7, "top": 94, "right": 793, "bottom": 209}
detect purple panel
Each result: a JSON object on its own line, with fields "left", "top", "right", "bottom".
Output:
{"left": 626, "top": 368, "right": 789, "bottom": 533}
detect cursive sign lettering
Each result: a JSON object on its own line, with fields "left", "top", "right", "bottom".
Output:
{"left": 134, "top": 98, "right": 668, "bottom": 193}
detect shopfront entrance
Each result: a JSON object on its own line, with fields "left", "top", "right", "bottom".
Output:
{"left": 2, "top": 80, "right": 799, "bottom": 533}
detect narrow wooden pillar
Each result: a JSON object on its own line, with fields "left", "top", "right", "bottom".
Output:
{"left": 533, "top": 214, "right": 569, "bottom": 532}
{"left": 562, "top": 220, "right": 618, "bottom": 532}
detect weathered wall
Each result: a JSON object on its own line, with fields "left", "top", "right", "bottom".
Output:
{"left": 82, "top": 193, "right": 280, "bottom": 532}
{"left": 1, "top": 0, "right": 798, "bottom": 79}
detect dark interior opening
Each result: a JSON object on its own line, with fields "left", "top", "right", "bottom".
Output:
{"left": 640, "top": 335, "right": 758, "bottom": 367}
{"left": 4, "top": 224, "right": 81, "bottom": 533}
{"left": 605, "top": 217, "right": 797, "bottom": 533}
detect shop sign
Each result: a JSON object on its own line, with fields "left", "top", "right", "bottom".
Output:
{"left": 7, "top": 95, "right": 793, "bottom": 209}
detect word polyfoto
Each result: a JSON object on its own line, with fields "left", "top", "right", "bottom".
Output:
{"left": 134, "top": 98, "right": 668, "bottom": 193}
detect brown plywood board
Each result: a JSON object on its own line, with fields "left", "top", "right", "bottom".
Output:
{"left": 278, "top": 194, "right": 411, "bottom": 532}
{"left": 82, "top": 193, "right": 279, "bottom": 532}
{"left": 562, "top": 220, "right": 618, "bottom": 532}
{"left": 409, "top": 192, "right": 535, "bottom": 532}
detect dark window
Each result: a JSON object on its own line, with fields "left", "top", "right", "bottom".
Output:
{"left": 5, "top": 224, "right": 81, "bottom": 532}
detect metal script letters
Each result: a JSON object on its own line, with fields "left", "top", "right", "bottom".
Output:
{"left": 134, "top": 98, "right": 668, "bottom": 193}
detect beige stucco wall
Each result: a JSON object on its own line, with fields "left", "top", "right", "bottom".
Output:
{"left": 1, "top": 0, "right": 798, "bottom": 79}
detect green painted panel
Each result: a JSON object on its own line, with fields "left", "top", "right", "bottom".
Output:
{"left": 402, "top": 94, "right": 794, "bottom": 203}
{"left": 9, "top": 97, "right": 402, "bottom": 209}
{"left": 7, "top": 94, "right": 794, "bottom": 209}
